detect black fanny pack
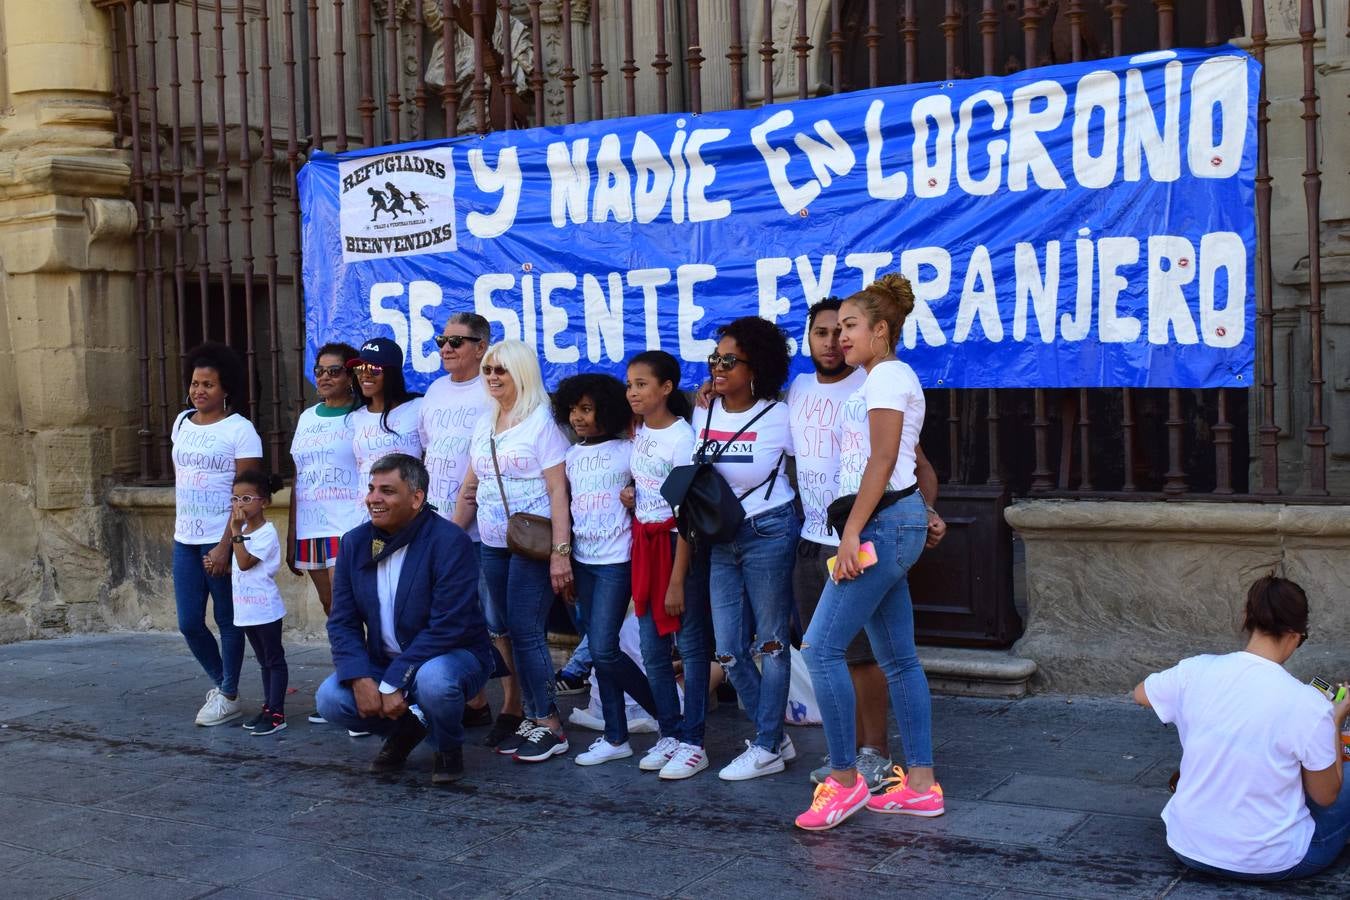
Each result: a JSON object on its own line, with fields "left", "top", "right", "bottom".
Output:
{"left": 825, "top": 483, "right": 919, "bottom": 537}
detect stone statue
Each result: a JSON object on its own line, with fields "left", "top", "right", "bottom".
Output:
{"left": 423, "top": 2, "right": 534, "bottom": 133}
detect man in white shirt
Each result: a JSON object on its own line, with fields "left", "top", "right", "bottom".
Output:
{"left": 419, "top": 312, "right": 501, "bottom": 732}
{"left": 788, "top": 298, "right": 945, "bottom": 793}
{"left": 316, "top": 454, "right": 497, "bottom": 784}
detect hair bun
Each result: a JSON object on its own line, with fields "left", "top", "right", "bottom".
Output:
{"left": 871, "top": 273, "right": 916, "bottom": 319}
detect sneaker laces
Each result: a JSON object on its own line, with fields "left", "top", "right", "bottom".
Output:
{"left": 522, "top": 724, "right": 554, "bottom": 743}
{"left": 808, "top": 780, "right": 840, "bottom": 812}
{"left": 513, "top": 718, "right": 538, "bottom": 737}
{"left": 878, "top": 765, "right": 909, "bottom": 793}
{"left": 652, "top": 736, "right": 679, "bottom": 756}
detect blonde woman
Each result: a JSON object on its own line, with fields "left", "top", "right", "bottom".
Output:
{"left": 453, "top": 340, "right": 574, "bottom": 763}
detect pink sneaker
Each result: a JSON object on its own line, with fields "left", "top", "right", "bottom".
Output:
{"left": 794, "top": 775, "right": 870, "bottom": 831}
{"left": 867, "top": 767, "right": 945, "bottom": 817}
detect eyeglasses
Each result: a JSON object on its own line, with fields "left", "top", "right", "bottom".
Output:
{"left": 354, "top": 363, "right": 385, "bottom": 375}
{"left": 1299, "top": 630, "right": 1310, "bottom": 647}
{"left": 707, "top": 353, "right": 749, "bottom": 372}
{"left": 434, "top": 334, "right": 483, "bottom": 349}
{"left": 482, "top": 365, "right": 510, "bottom": 377}
{"left": 230, "top": 495, "right": 263, "bottom": 504}
{"left": 313, "top": 364, "right": 347, "bottom": 378}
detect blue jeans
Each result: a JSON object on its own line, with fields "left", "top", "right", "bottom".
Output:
{"left": 574, "top": 560, "right": 656, "bottom": 744}
{"left": 803, "top": 493, "right": 930, "bottom": 770}
{"left": 638, "top": 534, "right": 712, "bottom": 746}
{"left": 474, "top": 542, "right": 507, "bottom": 638}
{"left": 561, "top": 635, "right": 593, "bottom": 678}
{"left": 480, "top": 544, "right": 556, "bottom": 721}
{"left": 709, "top": 501, "right": 800, "bottom": 752}
{"left": 173, "top": 540, "right": 244, "bottom": 697}
{"left": 1175, "top": 764, "right": 1350, "bottom": 881}
{"left": 315, "top": 648, "right": 490, "bottom": 751}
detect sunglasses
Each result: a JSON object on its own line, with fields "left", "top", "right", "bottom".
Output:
{"left": 313, "top": 364, "right": 347, "bottom": 378}
{"left": 230, "top": 495, "right": 264, "bottom": 504}
{"left": 707, "top": 353, "right": 749, "bottom": 372}
{"left": 354, "top": 363, "right": 385, "bottom": 375}
{"left": 482, "top": 365, "right": 510, "bottom": 377}
{"left": 434, "top": 334, "right": 483, "bottom": 349}
{"left": 1299, "top": 630, "right": 1309, "bottom": 648}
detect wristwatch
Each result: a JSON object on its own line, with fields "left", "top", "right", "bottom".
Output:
{"left": 551, "top": 542, "right": 572, "bottom": 557}
{"left": 231, "top": 534, "right": 246, "bottom": 544}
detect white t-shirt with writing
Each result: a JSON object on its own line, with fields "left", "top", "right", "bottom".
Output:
{"left": 693, "top": 398, "right": 794, "bottom": 520}
{"left": 566, "top": 439, "right": 633, "bottom": 565}
{"left": 631, "top": 419, "right": 697, "bottom": 528}
{"left": 838, "top": 360, "right": 925, "bottom": 497}
{"left": 351, "top": 400, "right": 425, "bottom": 521}
{"left": 419, "top": 375, "right": 493, "bottom": 540}
{"left": 171, "top": 412, "right": 263, "bottom": 544}
{"left": 230, "top": 521, "right": 286, "bottom": 627}
{"left": 1144, "top": 651, "right": 1338, "bottom": 874}
{"left": 469, "top": 404, "right": 571, "bottom": 549}
{"left": 787, "top": 368, "right": 866, "bottom": 546}
{"left": 290, "top": 405, "right": 363, "bottom": 540}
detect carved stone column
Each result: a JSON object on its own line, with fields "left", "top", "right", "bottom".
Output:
{"left": 0, "top": 1, "right": 138, "bottom": 639}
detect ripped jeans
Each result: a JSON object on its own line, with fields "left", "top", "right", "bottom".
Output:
{"left": 708, "top": 501, "right": 800, "bottom": 753}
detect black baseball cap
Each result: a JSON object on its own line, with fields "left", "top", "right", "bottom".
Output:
{"left": 347, "top": 337, "right": 404, "bottom": 369}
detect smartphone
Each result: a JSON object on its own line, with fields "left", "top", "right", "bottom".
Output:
{"left": 827, "top": 541, "right": 878, "bottom": 578}
{"left": 1311, "top": 676, "right": 1333, "bottom": 700}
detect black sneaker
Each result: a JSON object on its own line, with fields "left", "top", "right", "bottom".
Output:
{"left": 251, "top": 712, "right": 287, "bottom": 736}
{"left": 496, "top": 716, "right": 537, "bottom": 756}
{"left": 553, "top": 669, "right": 590, "bottom": 696}
{"left": 432, "top": 747, "right": 465, "bottom": 784}
{"left": 462, "top": 702, "right": 493, "bottom": 728}
{"left": 306, "top": 711, "right": 327, "bottom": 724}
{"left": 369, "top": 713, "right": 428, "bottom": 774}
{"left": 484, "top": 712, "right": 525, "bottom": 749}
{"left": 242, "top": 706, "right": 270, "bottom": 730}
{"left": 514, "top": 725, "right": 570, "bottom": 763}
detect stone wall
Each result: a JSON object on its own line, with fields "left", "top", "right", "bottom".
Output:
{"left": 1008, "top": 500, "right": 1350, "bottom": 692}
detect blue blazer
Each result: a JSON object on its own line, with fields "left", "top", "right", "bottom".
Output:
{"left": 327, "top": 508, "right": 493, "bottom": 693}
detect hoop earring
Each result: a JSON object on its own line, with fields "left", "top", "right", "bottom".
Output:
{"left": 750, "top": 377, "right": 756, "bottom": 397}
{"left": 185, "top": 393, "right": 192, "bottom": 407}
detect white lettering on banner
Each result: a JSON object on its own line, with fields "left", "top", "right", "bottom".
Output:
{"left": 466, "top": 147, "right": 521, "bottom": 238}
{"left": 369, "top": 281, "right": 445, "bottom": 374}
{"left": 546, "top": 122, "right": 732, "bottom": 226}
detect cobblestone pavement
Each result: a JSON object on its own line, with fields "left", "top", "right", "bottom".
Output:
{"left": 1, "top": 634, "right": 1346, "bottom": 899}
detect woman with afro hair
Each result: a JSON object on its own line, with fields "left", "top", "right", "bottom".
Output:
{"left": 674, "top": 316, "right": 801, "bottom": 782}
{"left": 171, "top": 341, "right": 263, "bottom": 727}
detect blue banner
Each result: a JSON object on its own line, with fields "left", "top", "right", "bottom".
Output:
{"left": 300, "top": 45, "right": 1257, "bottom": 391}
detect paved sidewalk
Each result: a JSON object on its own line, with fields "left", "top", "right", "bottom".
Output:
{"left": 1, "top": 634, "right": 1346, "bottom": 899}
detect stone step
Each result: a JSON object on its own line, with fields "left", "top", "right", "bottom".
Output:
{"left": 918, "top": 646, "right": 1038, "bottom": 699}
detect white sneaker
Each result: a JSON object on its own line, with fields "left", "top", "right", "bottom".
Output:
{"left": 567, "top": 706, "right": 606, "bottom": 732}
{"left": 779, "top": 733, "right": 797, "bottom": 762}
{"left": 639, "top": 736, "right": 681, "bottom": 772}
{"left": 718, "top": 740, "right": 785, "bottom": 781}
{"left": 659, "top": 742, "right": 709, "bottom": 780}
{"left": 575, "top": 737, "right": 633, "bottom": 766}
{"left": 627, "top": 715, "right": 658, "bottom": 734}
{"left": 194, "top": 688, "right": 242, "bottom": 727}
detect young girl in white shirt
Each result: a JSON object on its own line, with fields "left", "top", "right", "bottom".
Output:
{"left": 551, "top": 374, "right": 660, "bottom": 766}
{"left": 229, "top": 470, "right": 289, "bottom": 736}
{"left": 348, "top": 337, "right": 424, "bottom": 519}
{"left": 625, "top": 350, "right": 713, "bottom": 780}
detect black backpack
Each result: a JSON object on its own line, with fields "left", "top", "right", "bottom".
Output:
{"left": 660, "top": 401, "right": 784, "bottom": 549}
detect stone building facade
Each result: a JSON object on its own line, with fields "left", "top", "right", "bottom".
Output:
{"left": 0, "top": 0, "right": 1346, "bottom": 690}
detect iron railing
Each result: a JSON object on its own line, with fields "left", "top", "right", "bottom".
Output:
{"left": 98, "top": 0, "right": 1344, "bottom": 502}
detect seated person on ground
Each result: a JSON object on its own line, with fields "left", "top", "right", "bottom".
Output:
{"left": 1134, "top": 576, "right": 1350, "bottom": 882}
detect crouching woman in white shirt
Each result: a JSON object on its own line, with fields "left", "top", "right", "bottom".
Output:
{"left": 1135, "top": 576, "right": 1350, "bottom": 882}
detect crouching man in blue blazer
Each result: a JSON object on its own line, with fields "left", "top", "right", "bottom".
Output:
{"left": 316, "top": 452, "right": 496, "bottom": 784}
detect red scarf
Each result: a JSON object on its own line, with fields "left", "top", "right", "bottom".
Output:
{"left": 631, "top": 518, "right": 681, "bottom": 637}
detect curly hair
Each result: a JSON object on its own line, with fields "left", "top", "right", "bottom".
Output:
{"left": 185, "top": 341, "right": 248, "bottom": 411}
{"left": 716, "top": 316, "right": 792, "bottom": 400}
{"left": 551, "top": 373, "right": 633, "bottom": 439}
{"left": 233, "top": 468, "right": 285, "bottom": 499}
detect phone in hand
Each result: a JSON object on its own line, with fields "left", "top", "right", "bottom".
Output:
{"left": 826, "top": 541, "right": 878, "bottom": 578}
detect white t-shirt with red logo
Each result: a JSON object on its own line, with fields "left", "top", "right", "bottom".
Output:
{"left": 468, "top": 404, "right": 571, "bottom": 549}
{"left": 566, "top": 439, "right": 633, "bottom": 565}
{"left": 786, "top": 368, "right": 867, "bottom": 546}
{"left": 419, "top": 374, "right": 492, "bottom": 540}
{"left": 838, "top": 360, "right": 925, "bottom": 497}
{"left": 631, "top": 419, "right": 697, "bottom": 528}
{"left": 692, "top": 398, "right": 794, "bottom": 520}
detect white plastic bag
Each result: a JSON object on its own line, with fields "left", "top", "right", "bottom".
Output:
{"left": 785, "top": 647, "right": 822, "bottom": 725}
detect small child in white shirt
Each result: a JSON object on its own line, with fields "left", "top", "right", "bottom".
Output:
{"left": 229, "top": 470, "right": 290, "bottom": 736}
